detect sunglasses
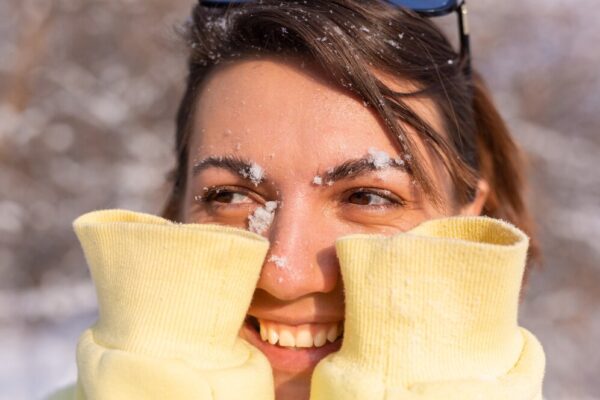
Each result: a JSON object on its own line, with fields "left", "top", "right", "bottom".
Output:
{"left": 200, "top": 0, "right": 470, "bottom": 77}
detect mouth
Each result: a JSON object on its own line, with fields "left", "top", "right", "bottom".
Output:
{"left": 241, "top": 315, "right": 344, "bottom": 373}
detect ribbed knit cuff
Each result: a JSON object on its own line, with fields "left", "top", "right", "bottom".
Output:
{"left": 311, "top": 216, "right": 545, "bottom": 399}
{"left": 73, "top": 209, "right": 269, "bottom": 367}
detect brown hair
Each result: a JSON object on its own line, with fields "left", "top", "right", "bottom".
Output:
{"left": 161, "top": 0, "right": 539, "bottom": 278}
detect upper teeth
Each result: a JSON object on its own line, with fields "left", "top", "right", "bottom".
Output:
{"left": 258, "top": 319, "right": 343, "bottom": 348}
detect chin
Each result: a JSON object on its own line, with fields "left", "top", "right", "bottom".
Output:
{"left": 274, "top": 369, "right": 312, "bottom": 400}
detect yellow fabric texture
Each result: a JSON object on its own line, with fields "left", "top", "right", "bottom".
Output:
{"left": 61, "top": 209, "right": 275, "bottom": 400}
{"left": 49, "top": 210, "right": 545, "bottom": 400}
{"left": 310, "top": 216, "right": 545, "bottom": 400}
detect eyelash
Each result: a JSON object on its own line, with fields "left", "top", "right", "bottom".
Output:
{"left": 342, "top": 188, "right": 407, "bottom": 209}
{"left": 195, "top": 186, "right": 406, "bottom": 211}
{"left": 195, "top": 186, "right": 258, "bottom": 208}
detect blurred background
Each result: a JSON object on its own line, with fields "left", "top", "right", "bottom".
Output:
{"left": 0, "top": 0, "right": 598, "bottom": 399}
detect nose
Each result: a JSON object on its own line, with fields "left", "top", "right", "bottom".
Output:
{"left": 256, "top": 198, "right": 340, "bottom": 301}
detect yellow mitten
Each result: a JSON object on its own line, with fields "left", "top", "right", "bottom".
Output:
{"left": 72, "top": 209, "right": 274, "bottom": 400}
{"left": 311, "top": 216, "right": 545, "bottom": 400}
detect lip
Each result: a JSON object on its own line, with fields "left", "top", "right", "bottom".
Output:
{"left": 240, "top": 319, "right": 343, "bottom": 374}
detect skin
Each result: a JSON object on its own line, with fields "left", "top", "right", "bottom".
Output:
{"left": 181, "top": 55, "right": 488, "bottom": 400}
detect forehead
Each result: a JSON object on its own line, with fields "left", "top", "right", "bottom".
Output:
{"left": 191, "top": 56, "right": 440, "bottom": 177}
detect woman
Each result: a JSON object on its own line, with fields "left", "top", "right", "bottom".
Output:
{"left": 51, "top": 1, "right": 545, "bottom": 399}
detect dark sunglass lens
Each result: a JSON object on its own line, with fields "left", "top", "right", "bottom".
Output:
{"left": 386, "top": 0, "right": 457, "bottom": 13}
{"left": 201, "top": 0, "right": 459, "bottom": 13}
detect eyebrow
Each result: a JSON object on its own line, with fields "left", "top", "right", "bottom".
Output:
{"left": 192, "top": 154, "right": 409, "bottom": 184}
{"left": 321, "top": 157, "right": 409, "bottom": 183}
{"left": 192, "top": 155, "right": 267, "bottom": 183}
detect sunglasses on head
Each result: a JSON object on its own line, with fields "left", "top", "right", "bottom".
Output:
{"left": 200, "top": 0, "right": 470, "bottom": 77}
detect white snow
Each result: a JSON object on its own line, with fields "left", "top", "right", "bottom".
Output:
{"left": 264, "top": 201, "right": 277, "bottom": 212}
{"left": 248, "top": 201, "right": 277, "bottom": 234}
{"left": 312, "top": 176, "right": 323, "bottom": 186}
{"left": 384, "top": 39, "right": 401, "bottom": 49}
{"left": 368, "top": 147, "right": 392, "bottom": 169}
{"left": 240, "top": 162, "right": 264, "bottom": 186}
{"left": 268, "top": 255, "right": 288, "bottom": 269}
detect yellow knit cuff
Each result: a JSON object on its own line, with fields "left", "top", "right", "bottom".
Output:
{"left": 73, "top": 209, "right": 274, "bottom": 400}
{"left": 311, "top": 216, "right": 545, "bottom": 400}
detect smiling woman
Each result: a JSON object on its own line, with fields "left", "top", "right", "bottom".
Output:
{"left": 49, "top": 1, "right": 545, "bottom": 400}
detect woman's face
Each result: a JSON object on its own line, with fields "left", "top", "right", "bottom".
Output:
{"left": 182, "top": 56, "right": 482, "bottom": 400}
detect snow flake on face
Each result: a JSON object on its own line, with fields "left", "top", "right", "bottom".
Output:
{"left": 312, "top": 175, "right": 323, "bottom": 186}
{"left": 240, "top": 162, "right": 264, "bottom": 186}
{"left": 368, "top": 147, "right": 392, "bottom": 169}
{"left": 248, "top": 201, "right": 278, "bottom": 235}
{"left": 268, "top": 255, "right": 288, "bottom": 269}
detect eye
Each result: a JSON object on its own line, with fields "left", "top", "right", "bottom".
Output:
{"left": 209, "top": 190, "right": 251, "bottom": 204}
{"left": 195, "top": 186, "right": 255, "bottom": 206}
{"left": 191, "top": 185, "right": 265, "bottom": 226}
{"left": 344, "top": 188, "right": 404, "bottom": 207}
{"left": 347, "top": 191, "right": 390, "bottom": 206}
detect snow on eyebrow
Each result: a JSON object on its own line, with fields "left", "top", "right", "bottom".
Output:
{"left": 192, "top": 155, "right": 267, "bottom": 186}
{"left": 368, "top": 147, "right": 392, "bottom": 169}
{"left": 313, "top": 150, "right": 410, "bottom": 186}
{"left": 239, "top": 161, "right": 264, "bottom": 186}
{"left": 248, "top": 201, "right": 277, "bottom": 235}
